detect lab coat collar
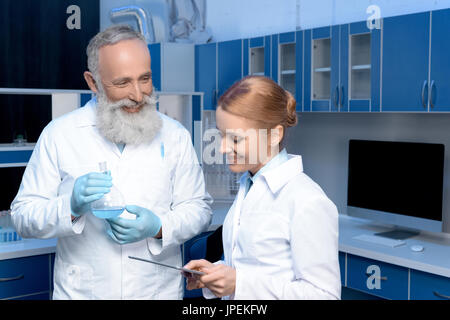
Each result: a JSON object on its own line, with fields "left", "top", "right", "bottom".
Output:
{"left": 261, "top": 155, "right": 304, "bottom": 194}
{"left": 75, "top": 97, "right": 97, "bottom": 127}
{"left": 238, "top": 154, "right": 304, "bottom": 195}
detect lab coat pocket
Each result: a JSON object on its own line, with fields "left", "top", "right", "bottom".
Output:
{"left": 54, "top": 259, "right": 94, "bottom": 299}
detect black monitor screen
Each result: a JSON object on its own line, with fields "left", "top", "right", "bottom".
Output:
{"left": 0, "top": 166, "right": 25, "bottom": 211}
{"left": 347, "top": 140, "right": 444, "bottom": 221}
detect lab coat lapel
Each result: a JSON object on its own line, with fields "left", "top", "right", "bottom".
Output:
{"left": 229, "top": 173, "right": 247, "bottom": 266}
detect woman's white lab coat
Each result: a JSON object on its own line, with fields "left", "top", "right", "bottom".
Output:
{"left": 10, "top": 99, "right": 212, "bottom": 299}
{"left": 207, "top": 154, "right": 341, "bottom": 299}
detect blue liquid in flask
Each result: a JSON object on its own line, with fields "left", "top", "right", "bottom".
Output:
{"left": 91, "top": 207, "right": 125, "bottom": 219}
{"left": 90, "top": 161, "right": 126, "bottom": 219}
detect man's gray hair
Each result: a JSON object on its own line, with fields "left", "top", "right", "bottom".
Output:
{"left": 86, "top": 24, "right": 146, "bottom": 81}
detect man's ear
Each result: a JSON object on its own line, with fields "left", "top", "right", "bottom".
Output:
{"left": 84, "top": 71, "right": 99, "bottom": 93}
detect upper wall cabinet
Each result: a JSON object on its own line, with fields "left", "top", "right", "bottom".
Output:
{"left": 195, "top": 40, "right": 242, "bottom": 110}
{"left": 0, "top": 0, "right": 99, "bottom": 90}
{"left": 429, "top": 8, "right": 450, "bottom": 112}
{"left": 382, "top": 12, "right": 430, "bottom": 112}
{"left": 303, "top": 21, "right": 381, "bottom": 112}
{"left": 218, "top": 40, "right": 242, "bottom": 99}
{"left": 249, "top": 36, "right": 271, "bottom": 77}
{"left": 271, "top": 31, "right": 303, "bottom": 111}
{"left": 347, "top": 22, "right": 381, "bottom": 112}
{"left": 195, "top": 43, "right": 216, "bottom": 110}
{"left": 382, "top": 9, "right": 450, "bottom": 112}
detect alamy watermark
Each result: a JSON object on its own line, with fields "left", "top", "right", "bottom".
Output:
{"left": 202, "top": 128, "right": 280, "bottom": 166}
{"left": 66, "top": 5, "right": 81, "bottom": 30}
{"left": 366, "top": 5, "right": 381, "bottom": 30}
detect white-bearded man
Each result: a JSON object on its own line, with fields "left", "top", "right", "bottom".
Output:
{"left": 10, "top": 25, "right": 213, "bottom": 300}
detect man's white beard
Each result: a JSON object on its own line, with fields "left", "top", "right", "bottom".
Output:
{"left": 95, "top": 91, "right": 162, "bottom": 145}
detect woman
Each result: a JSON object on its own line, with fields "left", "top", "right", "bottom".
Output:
{"left": 185, "top": 76, "right": 341, "bottom": 299}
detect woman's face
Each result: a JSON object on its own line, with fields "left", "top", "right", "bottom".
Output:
{"left": 216, "top": 107, "right": 281, "bottom": 174}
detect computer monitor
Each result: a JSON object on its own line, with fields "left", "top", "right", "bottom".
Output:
{"left": 347, "top": 139, "right": 445, "bottom": 239}
{"left": 0, "top": 166, "right": 26, "bottom": 211}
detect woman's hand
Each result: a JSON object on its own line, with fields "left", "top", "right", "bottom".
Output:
{"left": 184, "top": 259, "right": 214, "bottom": 291}
{"left": 184, "top": 259, "right": 236, "bottom": 298}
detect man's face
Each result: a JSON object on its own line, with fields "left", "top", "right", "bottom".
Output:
{"left": 97, "top": 39, "right": 153, "bottom": 113}
{"left": 90, "top": 38, "right": 162, "bottom": 145}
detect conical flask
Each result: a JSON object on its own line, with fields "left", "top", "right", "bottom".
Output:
{"left": 90, "top": 161, "right": 125, "bottom": 219}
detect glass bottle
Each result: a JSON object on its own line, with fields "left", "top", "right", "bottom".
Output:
{"left": 90, "top": 162, "right": 125, "bottom": 219}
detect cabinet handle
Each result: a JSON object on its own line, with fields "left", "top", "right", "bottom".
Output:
{"left": 365, "top": 273, "right": 388, "bottom": 281}
{"left": 421, "top": 80, "right": 428, "bottom": 109}
{"left": 433, "top": 291, "right": 450, "bottom": 300}
{"left": 429, "top": 80, "right": 435, "bottom": 109}
{"left": 340, "top": 85, "right": 344, "bottom": 109}
{"left": 0, "top": 274, "right": 24, "bottom": 282}
{"left": 333, "top": 85, "right": 339, "bottom": 109}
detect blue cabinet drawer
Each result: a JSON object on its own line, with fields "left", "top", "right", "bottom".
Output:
{"left": 410, "top": 269, "right": 450, "bottom": 300}
{"left": 347, "top": 254, "right": 408, "bottom": 299}
{"left": 339, "top": 252, "right": 346, "bottom": 286}
{"left": 0, "top": 254, "right": 50, "bottom": 299}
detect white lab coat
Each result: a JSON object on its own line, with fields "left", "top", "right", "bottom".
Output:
{"left": 204, "top": 154, "right": 341, "bottom": 299}
{"left": 11, "top": 99, "right": 212, "bottom": 299}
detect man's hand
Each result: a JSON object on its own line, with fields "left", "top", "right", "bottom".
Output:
{"left": 106, "top": 205, "right": 162, "bottom": 244}
{"left": 71, "top": 172, "right": 112, "bottom": 217}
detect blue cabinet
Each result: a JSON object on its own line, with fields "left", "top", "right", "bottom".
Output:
{"left": 429, "top": 8, "right": 450, "bottom": 112}
{"left": 346, "top": 254, "right": 408, "bottom": 299}
{"left": 0, "top": 254, "right": 50, "bottom": 300}
{"left": 345, "top": 22, "right": 381, "bottom": 112}
{"left": 295, "top": 31, "right": 303, "bottom": 111}
{"left": 339, "top": 252, "right": 346, "bottom": 286}
{"left": 248, "top": 36, "right": 270, "bottom": 79}
{"left": 218, "top": 40, "right": 242, "bottom": 99}
{"left": 0, "top": 150, "right": 33, "bottom": 164}
{"left": 306, "top": 26, "right": 333, "bottom": 112}
{"left": 195, "top": 43, "right": 216, "bottom": 110}
{"left": 195, "top": 40, "right": 242, "bottom": 110}
{"left": 382, "top": 12, "right": 430, "bottom": 111}
{"left": 410, "top": 269, "right": 450, "bottom": 300}
{"left": 304, "top": 21, "right": 381, "bottom": 113}
{"left": 276, "top": 32, "right": 301, "bottom": 110}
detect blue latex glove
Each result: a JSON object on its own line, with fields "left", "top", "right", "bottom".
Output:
{"left": 106, "top": 205, "right": 162, "bottom": 244}
{"left": 70, "top": 172, "right": 112, "bottom": 216}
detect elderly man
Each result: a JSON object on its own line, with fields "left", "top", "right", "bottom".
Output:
{"left": 10, "top": 25, "right": 212, "bottom": 299}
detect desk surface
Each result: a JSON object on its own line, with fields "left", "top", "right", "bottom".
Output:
{"left": 339, "top": 214, "right": 450, "bottom": 277}
{"left": 0, "top": 238, "right": 57, "bottom": 260}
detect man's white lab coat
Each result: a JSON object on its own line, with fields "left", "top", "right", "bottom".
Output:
{"left": 205, "top": 155, "right": 341, "bottom": 299}
{"left": 11, "top": 99, "right": 212, "bottom": 299}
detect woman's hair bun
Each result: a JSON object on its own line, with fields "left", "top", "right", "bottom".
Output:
{"left": 285, "top": 90, "right": 298, "bottom": 127}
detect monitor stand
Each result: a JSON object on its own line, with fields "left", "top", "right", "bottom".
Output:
{"left": 375, "top": 229, "right": 420, "bottom": 240}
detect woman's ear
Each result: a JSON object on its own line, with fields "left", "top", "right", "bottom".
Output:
{"left": 270, "top": 125, "right": 284, "bottom": 147}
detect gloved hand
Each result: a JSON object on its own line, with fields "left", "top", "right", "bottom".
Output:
{"left": 106, "top": 205, "right": 162, "bottom": 244}
{"left": 70, "top": 172, "right": 112, "bottom": 217}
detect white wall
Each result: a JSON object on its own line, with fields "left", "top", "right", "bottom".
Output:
{"left": 100, "top": 0, "right": 450, "bottom": 42}
{"left": 299, "top": 0, "right": 450, "bottom": 30}
{"left": 205, "top": 0, "right": 297, "bottom": 41}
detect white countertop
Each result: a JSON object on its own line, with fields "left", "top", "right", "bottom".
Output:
{"left": 0, "top": 238, "right": 57, "bottom": 261}
{"left": 339, "top": 214, "right": 450, "bottom": 277}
